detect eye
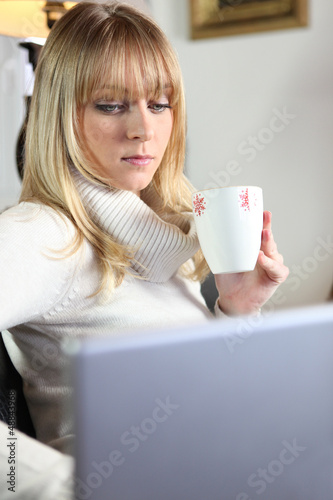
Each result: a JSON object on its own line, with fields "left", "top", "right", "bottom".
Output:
{"left": 149, "top": 103, "right": 172, "bottom": 113}
{"left": 94, "top": 103, "right": 124, "bottom": 114}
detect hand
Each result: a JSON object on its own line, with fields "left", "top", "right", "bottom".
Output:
{"left": 214, "top": 211, "right": 289, "bottom": 316}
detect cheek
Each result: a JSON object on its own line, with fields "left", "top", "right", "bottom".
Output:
{"left": 85, "top": 118, "right": 117, "bottom": 147}
{"left": 88, "top": 129, "right": 104, "bottom": 147}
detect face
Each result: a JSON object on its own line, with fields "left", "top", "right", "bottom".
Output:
{"left": 79, "top": 85, "right": 173, "bottom": 196}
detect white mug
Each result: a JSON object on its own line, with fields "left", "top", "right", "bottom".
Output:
{"left": 192, "top": 186, "right": 263, "bottom": 274}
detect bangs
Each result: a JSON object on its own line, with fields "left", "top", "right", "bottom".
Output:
{"left": 76, "top": 16, "right": 181, "bottom": 106}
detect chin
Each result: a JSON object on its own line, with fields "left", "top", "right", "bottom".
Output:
{"left": 123, "top": 177, "right": 155, "bottom": 195}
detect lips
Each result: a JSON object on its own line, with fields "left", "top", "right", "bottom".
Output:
{"left": 122, "top": 155, "right": 154, "bottom": 166}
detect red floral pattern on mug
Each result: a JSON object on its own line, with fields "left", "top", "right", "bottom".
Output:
{"left": 193, "top": 193, "right": 206, "bottom": 216}
{"left": 239, "top": 188, "right": 249, "bottom": 211}
{"left": 238, "top": 188, "right": 258, "bottom": 212}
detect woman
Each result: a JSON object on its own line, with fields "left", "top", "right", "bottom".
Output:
{"left": 0, "top": 1, "right": 288, "bottom": 460}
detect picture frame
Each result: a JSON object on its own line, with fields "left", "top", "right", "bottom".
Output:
{"left": 190, "top": 0, "right": 308, "bottom": 40}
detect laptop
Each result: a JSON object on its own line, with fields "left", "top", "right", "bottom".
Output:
{"left": 69, "top": 303, "right": 333, "bottom": 500}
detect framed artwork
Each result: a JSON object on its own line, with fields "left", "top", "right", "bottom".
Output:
{"left": 190, "top": 0, "right": 308, "bottom": 39}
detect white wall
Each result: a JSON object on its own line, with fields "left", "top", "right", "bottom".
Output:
{"left": 150, "top": 0, "right": 333, "bottom": 310}
{"left": 1, "top": 1, "right": 333, "bottom": 310}
{"left": 0, "top": 35, "right": 24, "bottom": 211}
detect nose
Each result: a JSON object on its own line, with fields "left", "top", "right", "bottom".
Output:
{"left": 126, "top": 105, "right": 153, "bottom": 142}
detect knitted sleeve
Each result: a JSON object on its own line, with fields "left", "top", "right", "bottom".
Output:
{"left": 0, "top": 202, "right": 79, "bottom": 330}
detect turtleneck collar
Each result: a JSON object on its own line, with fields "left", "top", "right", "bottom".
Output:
{"left": 72, "top": 170, "right": 199, "bottom": 282}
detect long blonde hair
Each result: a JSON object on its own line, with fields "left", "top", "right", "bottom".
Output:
{"left": 21, "top": 1, "right": 209, "bottom": 291}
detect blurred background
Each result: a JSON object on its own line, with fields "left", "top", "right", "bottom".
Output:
{"left": 0, "top": 0, "right": 332, "bottom": 311}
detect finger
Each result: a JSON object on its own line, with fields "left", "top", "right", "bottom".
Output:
{"left": 263, "top": 210, "right": 272, "bottom": 231}
{"left": 260, "top": 227, "right": 283, "bottom": 262}
{"left": 261, "top": 211, "right": 276, "bottom": 256}
{"left": 258, "top": 250, "right": 289, "bottom": 284}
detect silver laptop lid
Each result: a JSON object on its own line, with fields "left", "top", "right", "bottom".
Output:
{"left": 70, "top": 304, "right": 333, "bottom": 500}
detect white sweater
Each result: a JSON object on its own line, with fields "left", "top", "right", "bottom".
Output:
{"left": 0, "top": 174, "right": 216, "bottom": 454}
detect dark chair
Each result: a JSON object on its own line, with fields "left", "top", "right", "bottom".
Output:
{"left": 0, "top": 332, "right": 36, "bottom": 438}
{"left": 201, "top": 272, "right": 219, "bottom": 313}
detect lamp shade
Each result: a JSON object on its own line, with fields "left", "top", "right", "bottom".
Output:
{"left": 0, "top": 1, "right": 77, "bottom": 38}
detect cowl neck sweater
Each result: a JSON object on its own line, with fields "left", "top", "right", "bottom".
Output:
{"left": 73, "top": 170, "right": 200, "bottom": 282}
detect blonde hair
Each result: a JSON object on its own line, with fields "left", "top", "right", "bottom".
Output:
{"left": 21, "top": 1, "right": 209, "bottom": 292}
